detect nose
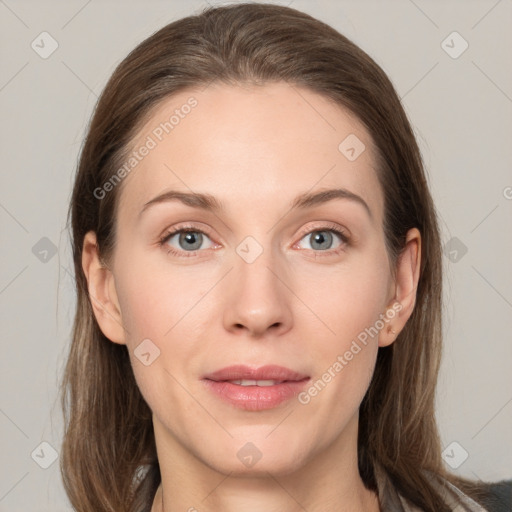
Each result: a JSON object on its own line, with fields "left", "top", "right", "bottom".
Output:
{"left": 222, "top": 247, "right": 293, "bottom": 338}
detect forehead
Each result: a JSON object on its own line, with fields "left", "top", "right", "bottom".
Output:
{"left": 116, "top": 81, "right": 383, "bottom": 223}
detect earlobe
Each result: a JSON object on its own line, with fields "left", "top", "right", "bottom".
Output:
{"left": 378, "top": 228, "right": 421, "bottom": 348}
{"left": 81, "top": 231, "right": 126, "bottom": 345}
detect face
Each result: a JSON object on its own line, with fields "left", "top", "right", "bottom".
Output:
{"left": 94, "top": 82, "right": 403, "bottom": 477}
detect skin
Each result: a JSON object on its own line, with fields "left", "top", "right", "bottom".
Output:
{"left": 82, "top": 82, "right": 421, "bottom": 512}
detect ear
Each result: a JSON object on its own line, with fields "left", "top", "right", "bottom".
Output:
{"left": 379, "top": 227, "right": 421, "bottom": 348}
{"left": 82, "top": 231, "right": 126, "bottom": 345}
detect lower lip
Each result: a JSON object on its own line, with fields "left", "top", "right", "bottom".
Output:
{"left": 202, "top": 379, "right": 309, "bottom": 411}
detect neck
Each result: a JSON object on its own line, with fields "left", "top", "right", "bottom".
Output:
{"left": 151, "top": 413, "right": 380, "bottom": 512}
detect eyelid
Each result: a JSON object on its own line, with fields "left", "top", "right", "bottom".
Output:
{"left": 158, "top": 221, "right": 350, "bottom": 257}
{"left": 158, "top": 222, "right": 214, "bottom": 243}
{"left": 290, "top": 221, "right": 350, "bottom": 254}
{"left": 293, "top": 221, "right": 350, "bottom": 244}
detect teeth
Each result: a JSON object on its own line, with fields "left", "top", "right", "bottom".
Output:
{"left": 230, "top": 379, "right": 280, "bottom": 386}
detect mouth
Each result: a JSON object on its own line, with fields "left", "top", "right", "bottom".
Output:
{"left": 202, "top": 365, "right": 310, "bottom": 411}
{"left": 228, "top": 379, "right": 287, "bottom": 386}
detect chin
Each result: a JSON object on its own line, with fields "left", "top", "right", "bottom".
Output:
{"left": 199, "top": 433, "right": 314, "bottom": 478}
{"left": 209, "top": 453, "right": 309, "bottom": 479}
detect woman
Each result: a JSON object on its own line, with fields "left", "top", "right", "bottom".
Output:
{"left": 60, "top": 3, "right": 510, "bottom": 511}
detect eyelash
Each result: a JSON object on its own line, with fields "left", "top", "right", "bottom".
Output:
{"left": 158, "top": 222, "right": 350, "bottom": 258}
{"left": 158, "top": 224, "right": 217, "bottom": 259}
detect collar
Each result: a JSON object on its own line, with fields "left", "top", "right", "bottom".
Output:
{"left": 373, "top": 461, "right": 487, "bottom": 511}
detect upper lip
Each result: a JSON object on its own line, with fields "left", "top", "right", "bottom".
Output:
{"left": 203, "top": 365, "right": 309, "bottom": 382}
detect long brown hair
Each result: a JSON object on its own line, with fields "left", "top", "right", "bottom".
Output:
{"left": 61, "top": 3, "right": 492, "bottom": 511}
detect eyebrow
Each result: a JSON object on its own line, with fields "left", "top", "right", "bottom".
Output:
{"left": 138, "top": 187, "right": 371, "bottom": 219}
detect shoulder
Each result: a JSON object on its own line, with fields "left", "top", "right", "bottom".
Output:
{"left": 374, "top": 460, "right": 511, "bottom": 512}
{"left": 441, "top": 477, "right": 512, "bottom": 512}
{"left": 132, "top": 463, "right": 161, "bottom": 512}
{"left": 477, "top": 479, "right": 512, "bottom": 512}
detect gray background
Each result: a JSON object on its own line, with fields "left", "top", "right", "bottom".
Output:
{"left": 1, "top": 0, "right": 511, "bottom": 510}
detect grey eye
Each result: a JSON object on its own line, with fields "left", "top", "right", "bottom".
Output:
{"left": 178, "top": 231, "right": 203, "bottom": 251}
{"left": 165, "top": 230, "right": 214, "bottom": 252}
{"left": 297, "top": 230, "right": 344, "bottom": 252}
{"left": 308, "top": 231, "right": 334, "bottom": 251}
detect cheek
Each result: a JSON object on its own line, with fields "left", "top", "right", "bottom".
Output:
{"left": 113, "top": 262, "right": 201, "bottom": 416}
{"left": 299, "top": 250, "right": 390, "bottom": 341}
{"left": 339, "top": 271, "right": 389, "bottom": 337}
{"left": 295, "top": 262, "right": 386, "bottom": 426}
{"left": 114, "top": 249, "right": 205, "bottom": 342}
{"left": 113, "top": 252, "right": 211, "bottom": 387}
{"left": 115, "top": 235, "right": 391, "bottom": 360}
{"left": 297, "top": 246, "right": 390, "bottom": 394}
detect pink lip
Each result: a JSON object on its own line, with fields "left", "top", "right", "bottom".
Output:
{"left": 204, "top": 364, "right": 308, "bottom": 382}
{"left": 202, "top": 365, "right": 310, "bottom": 411}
